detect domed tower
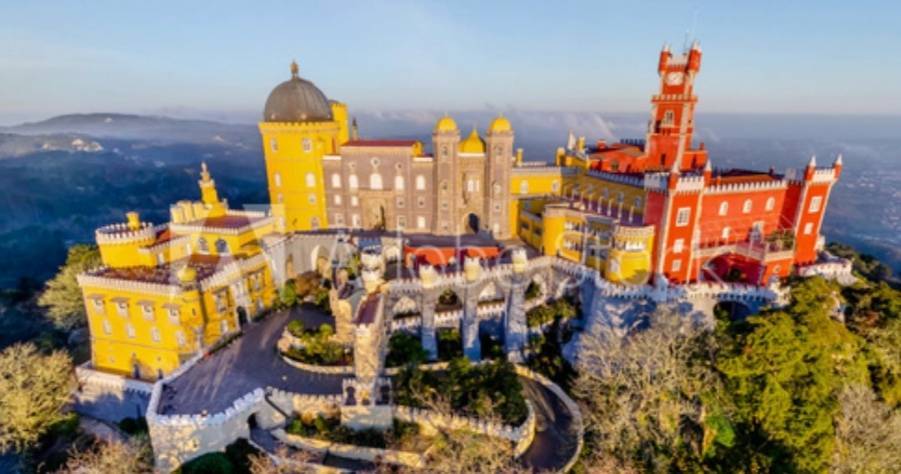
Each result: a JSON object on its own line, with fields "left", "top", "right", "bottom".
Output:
{"left": 485, "top": 114, "right": 514, "bottom": 238}
{"left": 431, "top": 114, "right": 461, "bottom": 235}
{"left": 259, "top": 60, "right": 350, "bottom": 233}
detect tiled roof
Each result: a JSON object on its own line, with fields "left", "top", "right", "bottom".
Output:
{"left": 88, "top": 254, "right": 231, "bottom": 285}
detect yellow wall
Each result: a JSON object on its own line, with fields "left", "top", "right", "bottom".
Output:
{"left": 83, "top": 286, "right": 203, "bottom": 379}
{"left": 605, "top": 226, "right": 655, "bottom": 285}
{"left": 259, "top": 120, "right": 340, "bottom": 232}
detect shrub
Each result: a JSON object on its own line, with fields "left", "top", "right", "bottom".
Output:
{"left": 178, "top": 452, "right": 234, "bottom": 474}
{"left": 386, "top": 332, "right": 428, "bottom": 367}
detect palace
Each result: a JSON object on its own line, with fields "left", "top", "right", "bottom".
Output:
{"left": 76, "top": 41, "right": 840, "bottom": 383}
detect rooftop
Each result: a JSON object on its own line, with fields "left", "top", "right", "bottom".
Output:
{"left": 87, "top": 254, "right": 229, "bottom": 285}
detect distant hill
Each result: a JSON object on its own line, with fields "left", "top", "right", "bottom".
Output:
{"left": 1, "top": 113, "right": 258, "bottom": 146}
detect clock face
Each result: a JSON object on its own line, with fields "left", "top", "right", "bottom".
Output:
{"left": 666, "top": 72, "right": 684, "bottom": 85}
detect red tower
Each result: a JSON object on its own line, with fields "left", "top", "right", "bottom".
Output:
{"left": 645, "top": 41, "right": 708, "bottom": 172}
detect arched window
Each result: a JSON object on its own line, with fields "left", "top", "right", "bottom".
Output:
{"left": 663, "top": 110, "right": 674, "bottom": 125}
{"left": 370, "top": 173, "right": 383, "bottom": 190}
{"left": 633, "top": 197, "right": 642, "bottom": 209}
{"left": 721, "top": 226, "right": 731, "bottom": 240}
{"left": 415, "top": 175, "right": 426, "bottom": 190}
{"left": 310, "top": 217, "right": 320, "bottom": 230}
{"left": 215, "top": 239, "right": 229, "bottom": 254}
{"left": 395, "top": 175, "right": 405, "bottom": 190}
{"left": 302, "top": 138, "right": 312, "bottom": 152}
{"left": 743, "top": 199, "right": 752, "bottom": 213}
{"left": 349, "top": 174, "right": 359, "bottom": 189}
{"left": 719, "top": 201, "right": 729, "bottom": 216}
{"left": 273, "top": 172, "right": 282, "bottom": 187}
{"left": 331, "top": 173, "right": 341, "bottom": 188}
{"left": 269, "top": 138, "right": 278, "bottom": 152}
{"left": 305, "top": 172, "right": 316, "bottom": 188}
{"left": 198, "top": 237, "right": 209, "bottom": 254}
{"left": 520, "top": 181, "right": 529, "bottom": 194}
{"left": 765, "top": 196, "right": 776, "bottom": 211}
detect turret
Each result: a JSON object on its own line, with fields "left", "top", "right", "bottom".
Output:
{"left": 511, "top": 248, "right": 528, "bottom": 273}
{"left": 95, "top": 212, "right": 157, "bottom": 268}
{"left": 805, "top": 155, "right": 817, "bottom": 181}
{"left": 463, "top": 256, "right": 482, "bottom": 282}
{"left": 198, "top": 162, "right": 226, "bottom": 217}
{"left": 687, "top": 40, "right": 702, "bottom": 72}
{"left": 658, "top": 43, "right": 672, "bottom": 74}
{"left": 515, "top": 148, "right": 523, "bottom": 166}
{"left": 703, "top": 160, "right": 713, "bottom": 185}
{"left": 833, "top": 154, "right": 843, "bottom": 178}
{"left": 418, "top": 264, "right": 438, "bottom": 289}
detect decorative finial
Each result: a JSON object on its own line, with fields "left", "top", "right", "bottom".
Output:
{"left": 200, "top": 162, "right": 211, "bottom": 182}
{"left": 834, "top": 153, "right": 843, "bottom": 166}
{"left": 703, "top": 160, "right": 712, "bottom": 172}
{"left": 290, "top": 60, "right": 299, "bottom": 78}
{"left": 808, "top": 155, "right": 817, "bottom": 168}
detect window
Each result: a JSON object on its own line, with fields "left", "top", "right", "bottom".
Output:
{"left": 395, "top": 175, "right": 405, "bottom": 190}
{"left": 675, "top": 207, "right": 691, "bottom": 226}
{"left": 92, "top": 298, "right": 104, "bottom": 312}
{"left": 370, "top": 157, "right": 380, "bottom": 166}
{"left": 520, "top": 181, "right": 529, "bottom": 194}
{"left": 633, "top": 197, "right": 642, "bottom": 209}
{"left": 721, "top": 226, "right": 731, "bottom": 239}
{"left": 168, "top": 308, "right": 179, "bottom": 324}
{"left": 334, "top": 195, "right": 342, "bottom": 205}
{"left": 352, "top": 214, "right": 361, "bottom": 227}
{"left": 743, "top": 199, "right": 752, "bottom": 213}
{"left": 305, "top": 172, "right": 316, "bottom": 188}
{"left": 617, "top": 192, "right": 624, "bottom": 203}
{"left": 349, "top": 174, "right": 359, "bottom": 189}
{"left": 277, "top": 193, "right": 284, "bottom": 203}
{"left": 331, "top": 173, "right": 341, "bottom": 188}
{"left": 370, "top": 173, "right": 383, "bottom": 190}
{"left": 671, "top": 259, "right": 682, "bottom": 271}
{"left": 396, "top": 197, "right": 405, "bottom": 208}
{"left": 351, "top": 196, "right": 359, "bottom": 207}
{"left": 126, "top": 323, "right": 136, "bottom": 339}
{"left": 804, "top": 222, "right": 814, "bottom": 235}
{"left": 417, "top": 216, "right": 426, "bottom": 229}
{"left": 141, "top": 304, "right": 154, "bottom": 321}
{"left": 718, "top": 201, "right": 728, "bottom": 216}
{"left": 274, "top": 172, "right": 282, "bottom": 187}
{"left": 766, "top": 196, "right": 776, "bottom": 211}
{"left": 673, "top": 238, "right": 684, "bottom": 254}
{"left": 467, "top": 179, "right": 476, "bottom": 193}
{"left": 416, "top": 175, "right": 426, "bottom": 190}
{"left": 116, "top": 301, "right": 128, "bottom": 317}
{"left": 551, "top": 181, "right": 560, "bottom": 192}
{"left": 397, "top": 215, "right": 406, "bottom": 228}
{"left": 334, "top": 213, "right": 344, "bottom": 225}
{"left": 176, "top": 331, "right": 186, "bottom": 347}
{"left": 102, "top": 319, "right": 112, "bottom": 335}
{"left": 417, "top": 196, "right": 425, "bottom": 208}
{"left": 151, "top": 327, "right": 161, "bottom": 343}
{"left": 808, "top": 196, "right": 822, "bottom": 213}
{"left": 269, "top": 138, "right": 278, "bottom": 152}
{"left": 310, "top": 217, "right": 320, "bottom": 230}
{"left": 302, "top": 138, "right": 312, "bottom": 152}
{"left": 198, "top": 237, "right": 209, "bottom": 254}
{"left": 663, "top": 110, "right": 675, "bottom": 125}
{"left": 215, "top": 239, "right": 229, "bottom": 254}
{"left": 308, "top": 194, "right": 316, "bottom": 204}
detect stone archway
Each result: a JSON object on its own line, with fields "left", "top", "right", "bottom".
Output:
{"left": 714, "top": 300, "right": 754, "bottom": 321}
{"left": 702, "top": 253, "right": 762, "bottom": 284}
{"left": 310, "top": 245, "right": 331, "bottom": 277}
{"left": 466, "top": 213, "right": 480, "bottom": 234}
{"left": 392, "top": 296, "right": 419, "bottom": 318}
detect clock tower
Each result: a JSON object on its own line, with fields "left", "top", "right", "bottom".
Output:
{"left": 645, "top": 41, "right": 707, "bottom": 171}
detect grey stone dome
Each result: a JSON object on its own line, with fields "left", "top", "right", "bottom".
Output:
{"left": 262, "top": 62, "right": 333, "bottom": 122}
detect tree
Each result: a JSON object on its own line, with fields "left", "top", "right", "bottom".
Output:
{"left": 418, "top": 429, "right": 525, "bottom": 474}
{"left": 831, "top": 385, "right": 901, "bottom": 474}
{"left": 248, "top": 446, "right": 316, "bottom": 473}
{"left": 278, "top": 279, "right": 298, "bottom": 308}
{"left": 38, "top": 244, "right": 101, "bottom": 330}
{"left": 571, "top": 308, "right": 726, "bottom": 471}
{"left": 717, "top": 277, "right": 870, "bottom": 472}
{"left": 57, "top": 437, "right": 153, "bottom": 473}
{"left": 0, "top": 343, "right": 74, "bottom": 452}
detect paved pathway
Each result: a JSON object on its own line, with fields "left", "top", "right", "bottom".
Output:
{"left": 519, "top": 377, "right": 580, "bottom": 472}
{"left": 162, "top": 304, "right": 347, "bottom": 415}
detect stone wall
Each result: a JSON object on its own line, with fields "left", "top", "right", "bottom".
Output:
{"left": 272, "top": 428, "right": 428, "bottom": 468}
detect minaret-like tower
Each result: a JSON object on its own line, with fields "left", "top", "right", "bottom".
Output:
{"left": 645, "top": 41, "right": 704, "bottom": 171}
{"left": 484, "top": 114, "right": 514, "bottom": 238}
{"left": 432, "top": 114, "right": 460, "bottom": 235}
{"left": 198, "top": 162, "right": 226, "bottom": 217}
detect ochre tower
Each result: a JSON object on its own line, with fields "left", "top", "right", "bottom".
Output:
{"left": 645, "top": 41, "right": 707, "bottom": 171}
{"left": 259, "top": 61, "right": 349, "bottom": 232}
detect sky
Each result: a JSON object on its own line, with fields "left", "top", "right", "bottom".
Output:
{"left": 1, "top": 1, "right": 900, "bottom": 124}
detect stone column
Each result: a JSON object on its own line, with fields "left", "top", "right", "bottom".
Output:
{"left": 504, "top": 274, "right": 527, "bottom": 363}
{"left": 462, "top": 257, "right": 482, "bottom": 361}
{"left": 419, "top": 265, "right": 439, "bottom": 360}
